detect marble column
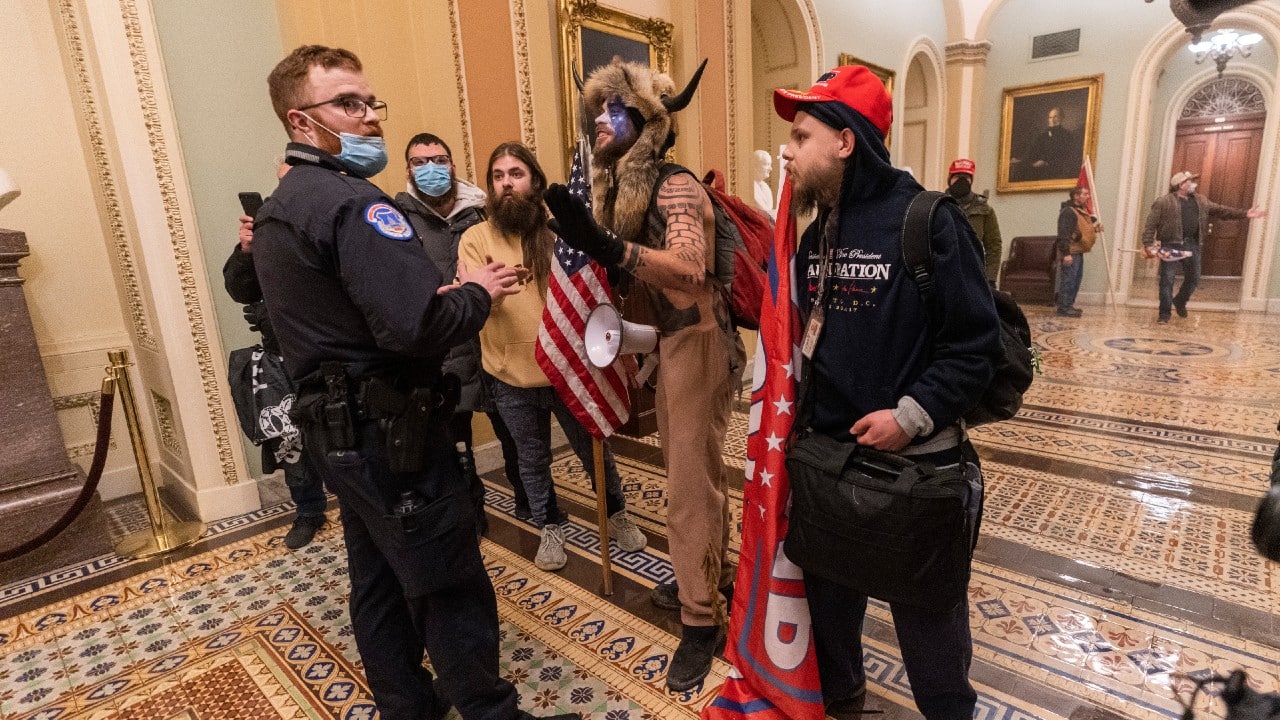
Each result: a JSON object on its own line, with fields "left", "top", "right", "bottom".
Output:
{"left": 0, "top": 228, "right": 110, "bottom": 571}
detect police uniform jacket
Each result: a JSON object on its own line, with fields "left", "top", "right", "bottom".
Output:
{"left": 252, "top": 143, "right": 492, "bottom": 390}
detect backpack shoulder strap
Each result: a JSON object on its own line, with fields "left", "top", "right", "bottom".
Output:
{"left": 649, "top": 163, "right": 692, "bottom": 207}
{"left": 901, "top": 190, "right": 954, "bottom": 328}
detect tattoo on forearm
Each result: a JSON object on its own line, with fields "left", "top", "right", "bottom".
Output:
{"left": 655, "top": 174, "right": 707, "bottom": 288}
{"left": 622, "top": 243, "right": 644, "bottom": 271}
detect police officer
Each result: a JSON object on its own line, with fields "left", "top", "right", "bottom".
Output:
{"left": 252, "top": 45, "right": 579, "bottom": 720}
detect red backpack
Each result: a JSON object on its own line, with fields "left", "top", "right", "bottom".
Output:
{"left": 651, "top": 165, "right": 773, "bottom": 330}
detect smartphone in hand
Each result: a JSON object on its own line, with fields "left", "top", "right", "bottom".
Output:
{"left": 238, "top": 191, "right": 264, "bottom": 218}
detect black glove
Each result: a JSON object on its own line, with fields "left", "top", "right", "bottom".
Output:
{"left": 544, "top": 184, "right": 626, "bottom": 267}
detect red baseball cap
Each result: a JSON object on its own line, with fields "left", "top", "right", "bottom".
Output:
{"left": 774, "top": 65, "right": 893, "bottom": 137}
{"left": 949, "top": 158, "right": 976, "bottom": 177}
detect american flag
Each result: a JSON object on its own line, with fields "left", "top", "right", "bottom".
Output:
{"left": 703, "top": 176, "right": 824, "bottom": 720}
{"left": 534, "top": 142, "right": 630, "bottom": 438}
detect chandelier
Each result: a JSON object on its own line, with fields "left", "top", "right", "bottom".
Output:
{"left": 1189, "top": 28, "right": 1263, "bottom": 76}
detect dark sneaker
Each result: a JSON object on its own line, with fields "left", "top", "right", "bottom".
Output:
{"left": 666, "top": 623, "right": 726, "bottom": 692}
{"left": 1157, "top": 315, "right": 1170, "bottom": 325}
{"left": 1174, "top": 301, "right": 1188, "bottom": 318}
{"left": 513, "top": 503, "right": 533, "bottom": 521}
{"left": 284, "top": 514, "right": 325, "bottom": 549}
{"left": 1056, "top": 307, "right": 1082, "bottom": 318}
{"left": 652, "top": 581, "right": 681, "bottom": 610}
{"left": 651, "top": 579, "right": 735, "bottom": 611}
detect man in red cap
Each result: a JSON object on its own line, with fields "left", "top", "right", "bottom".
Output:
{"left": 774, "top": 66, "right": 1001, "bottom": 720}
{"left": 946, "top": 158, "right": 1003, "bottom": 284}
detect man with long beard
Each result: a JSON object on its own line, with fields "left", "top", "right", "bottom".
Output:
{"left": 459, "top": 142, "right": 646, "bottom": 573}
{"left": 543, "top": 59, "right": 740, "bottom": 692}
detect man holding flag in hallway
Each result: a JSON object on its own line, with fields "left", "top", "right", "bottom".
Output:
{"left": 1054, "top": 182, "right": 1103, "bottom": 318}
{"left": 706, "top": 65, "right": 1000, "bottom": 720}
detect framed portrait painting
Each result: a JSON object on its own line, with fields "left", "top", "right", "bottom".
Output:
{"left": 997, "top": 74, "right": 1102, "bottom": 193}
{"left": 558, "top": 0, "right": 672, "bottom": 161}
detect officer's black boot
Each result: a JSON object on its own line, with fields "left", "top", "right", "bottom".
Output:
{"left": 666, "top": 623, "right": 725, "bottom": 692}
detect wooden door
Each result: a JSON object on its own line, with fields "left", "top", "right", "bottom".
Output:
{"left": 1170, "top": 112, "right": 1264, "bottom": 276}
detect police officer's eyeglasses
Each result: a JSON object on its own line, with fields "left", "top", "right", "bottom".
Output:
{"left": 408, "top": 155, "right": 452, "bottom": 167}
{"left": 297, "top": 96, "right": 389, "bottom": 121}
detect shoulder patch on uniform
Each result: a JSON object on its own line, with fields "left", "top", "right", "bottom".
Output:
{"left": 364, "top": 202, "right": 414, "bottom": 240}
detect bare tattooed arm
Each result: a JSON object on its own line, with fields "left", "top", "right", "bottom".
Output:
{"left": 619, "top": 172, "right": 713, "bottom": 292}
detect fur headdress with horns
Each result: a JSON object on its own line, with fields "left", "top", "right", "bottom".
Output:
{"left": 583, "top": 58, "right": 706, "bottom": 244}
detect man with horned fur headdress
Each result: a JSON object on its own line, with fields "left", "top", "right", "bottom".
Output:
{"left": 545, "top": 58, "right": 740, "bottom": 693}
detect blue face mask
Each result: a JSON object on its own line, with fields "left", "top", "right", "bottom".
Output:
{"left": 306, "top": 115, "right": 388, "bottom": 178}
{"left": 413, "top": 163, "right": 453, "bottom": 197}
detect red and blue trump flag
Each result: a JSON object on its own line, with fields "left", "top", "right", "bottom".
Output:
{"left": 535, "top": 141, "right": 630, "bottom": 438}
{"left": 703, "top": 176, "right": 824, "bottom": 720}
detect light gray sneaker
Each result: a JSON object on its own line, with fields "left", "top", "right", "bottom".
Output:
{"left": 608, "top": 510, "right": 647, "bottom": 552}
{"left": 535, "top": 523, "right": 567, "bottom": 571}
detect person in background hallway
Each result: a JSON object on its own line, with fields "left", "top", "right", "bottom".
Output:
{"left": 773, "top": 65, "right": 1000, "bottom": 720}
{"left": 1140, "top": 170, "right": 1266, "bottom": 324}
{"left": 395, "top": 132, "right": 535, "bottom": 533}
{"left": 225, "top": 157, "right": 327, "bottom": 549}
{"left": 251, "top": 44, "right": 577, "bottom": 720}
{"left": 1054, "top": 185, "right": 1102, "bottom": 318}
{"left": 458, "top": 141, "right": 646, "bottom": 573}
{"left": 945, "top": 158, "right": 1002, "bottom": 284}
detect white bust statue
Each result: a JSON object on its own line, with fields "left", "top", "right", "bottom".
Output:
{"left": 0, "top": 169, "right": 20, "bottom": 213}
{"left": 751, "top": 149, "right": 775, "bottom": 219}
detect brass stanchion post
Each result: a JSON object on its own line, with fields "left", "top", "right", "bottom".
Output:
{"left": 108, "top": 349, "right": 206, "bottom": 559}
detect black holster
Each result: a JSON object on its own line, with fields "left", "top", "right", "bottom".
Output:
{"left": 320, "top": 361, "right": 356, "bottom": 453}
{"left": 361, "top": 374, "right": 459, "bottom": 474}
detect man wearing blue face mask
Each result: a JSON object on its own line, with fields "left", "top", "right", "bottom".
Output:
{"left": 253, "top": 45, "right": 578, "bottom": 720}
{"left": 395, "top": 134, "right": 562, "bottom": 534}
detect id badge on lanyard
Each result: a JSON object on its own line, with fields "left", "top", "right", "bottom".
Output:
{"left": 801, "top": 215, "right": 837, "bottom": 360}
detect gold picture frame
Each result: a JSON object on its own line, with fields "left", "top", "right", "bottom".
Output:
{"left": 558, "top": 0, "right": 673, "bottom": 164}
{"left": 837, "top": 53, "right": 895, "bottom": 97}
{"left": 837, "top": 53, "right": 895, "bottom": 148}
{"left": 997, "top": 74, "right": 1103, "bottom": 193}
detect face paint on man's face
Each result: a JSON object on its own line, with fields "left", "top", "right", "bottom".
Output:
{"left": 605, "top": 96, "right": 635, "bottom": 145}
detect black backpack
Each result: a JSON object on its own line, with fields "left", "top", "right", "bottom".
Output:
{"left": 901, "top": 191, "right": 1034, "bottom": 426}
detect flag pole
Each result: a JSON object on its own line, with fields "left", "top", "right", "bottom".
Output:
{"left": 1084, "top": 158, "right": 1118, "bottom": 310}
{"left": 593, "top": 437, "right": 614, "bottom": 595}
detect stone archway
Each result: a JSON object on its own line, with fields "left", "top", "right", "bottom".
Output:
{"left": 1111, "top": 6, "right": 1280, "bottom": 311}
{"left": 749, "top": 0, "right": 822, "bottom": 206}
{"left": 899, "top": 39, "right": 947, "bottom": 189}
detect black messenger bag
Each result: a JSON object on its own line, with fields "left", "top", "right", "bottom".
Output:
{"left": 784, "top": 431, "right": 980, "bottom": 612}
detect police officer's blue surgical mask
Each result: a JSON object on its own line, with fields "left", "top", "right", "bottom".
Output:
{"left": 304, "top": 114, "right": 388, "bottom": 178}
{"left": 413, "top": 163, "right": 453, "bottom": 197}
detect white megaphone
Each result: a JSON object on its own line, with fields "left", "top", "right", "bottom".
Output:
{"left": 584, "top": 302, "right": 658, "bottom": 368}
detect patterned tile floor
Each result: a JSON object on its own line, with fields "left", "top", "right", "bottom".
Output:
{"left": 3, "top": 304, "right": 1279, "bottom": 720}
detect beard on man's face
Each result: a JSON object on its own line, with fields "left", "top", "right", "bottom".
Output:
{"left": 593, "top": 133, "right": 637, "bottom": 167}
{"left": 488, "top": 188, "right": 546, "bottom": 237}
